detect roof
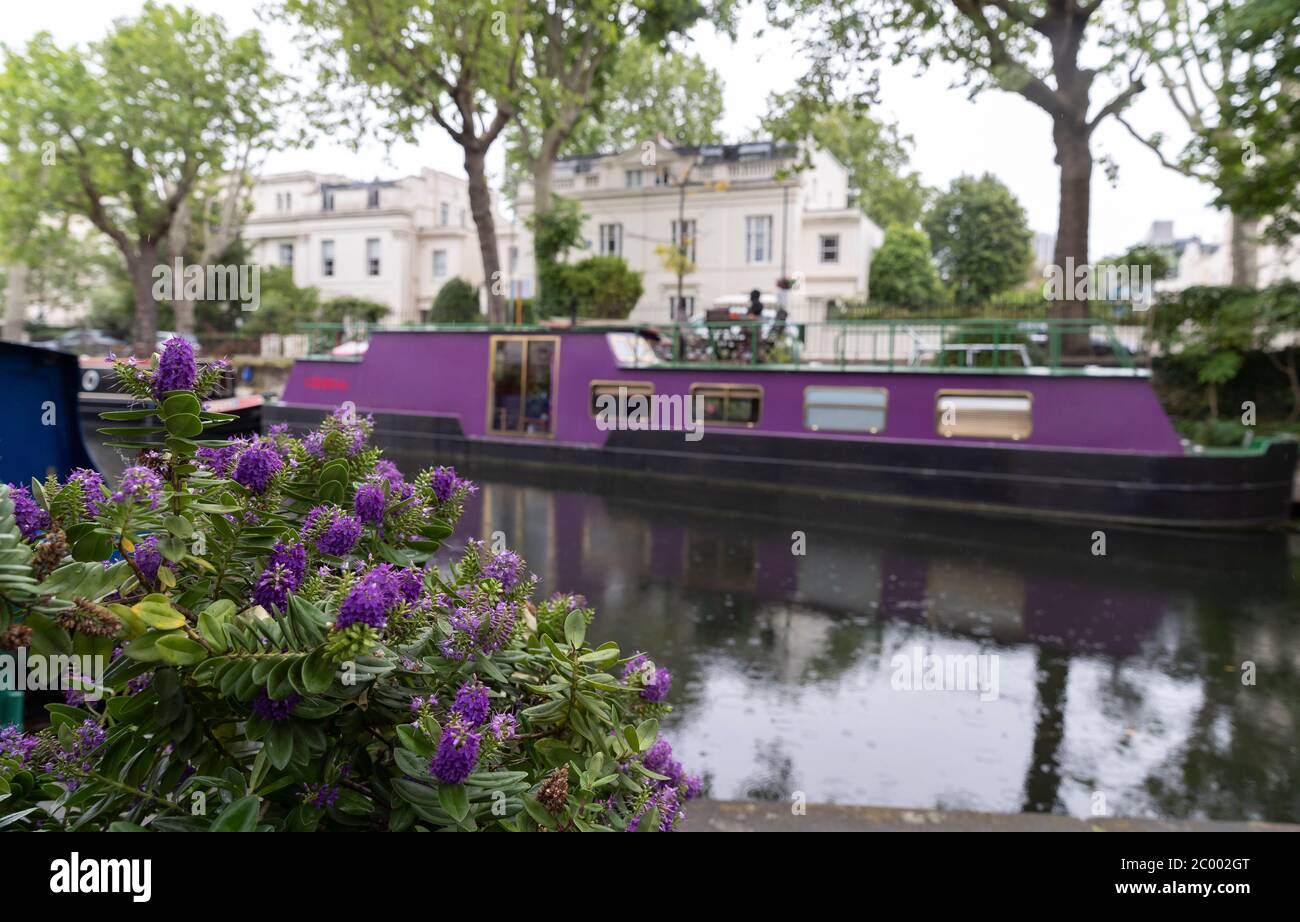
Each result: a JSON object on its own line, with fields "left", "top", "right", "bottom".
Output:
{"left": 555, "top": 139, "right": 798, "bottom": 168}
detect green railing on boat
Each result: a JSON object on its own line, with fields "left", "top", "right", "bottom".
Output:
{"left": 296, "top": 317, "right": 1144, "bottom": 375}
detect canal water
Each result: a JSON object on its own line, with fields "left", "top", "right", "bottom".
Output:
{"left": 411, "top": 458, "right": 1300, "bottom": 825}
{"left": 90, "top": 436, "right": 1300, "bottom": 823}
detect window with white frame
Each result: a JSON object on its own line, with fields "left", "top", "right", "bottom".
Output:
{"left": 599, "top": 223, "right": 623, "bottom": 257}
{"left": 804, "top": 386, "right": 887, "bottom": 433}
{"left": 366, "top": 238, "right": 381, "bottom": 277}
{"left": 433, "top": 249, "right": 448, "bottom": 279}
{"left": 322, "top": 190, "right": 335, "bottom": 212}
{"left": 367, "top": 187, "right": 380, "bottom": 209}
{"left": 278, "top": 243, "right": 294, "bottom": 268}
{"left": 439, "top": 202, "right": 449, "bottom": 226}
{"left": 745, "top": 216, "right": 773, "bottom": 264}
{"left": 509, "top": 246, "right": 519, "bottom": 273}
{"left": 321, "top": 240, "right": 335, "bottom": 277}
{"left": 625, "top": 169, "right": 643, "bottom": 188}
{"left": 671, "top": 219, "right": 697, "bottom": 262}
{"left": 935, "top": 391, "right": 1033, "bottom": 441}
{"left": 653, "top": 168, "right": 673, "bottom": 186}
{"left": 819, "top": 234, "right": 840, "bottom": 264}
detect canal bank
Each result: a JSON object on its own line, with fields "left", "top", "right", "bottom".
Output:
{"left": 681, "top": 801, "right": 1300, "bottom": 832}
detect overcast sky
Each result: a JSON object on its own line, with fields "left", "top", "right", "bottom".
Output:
{"left": 8, "top": 1, "right": 1227, "bottom": 258}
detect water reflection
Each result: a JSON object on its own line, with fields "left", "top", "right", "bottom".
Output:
{"left": 408, "top": 456, "right": 1299, "bottom": 823}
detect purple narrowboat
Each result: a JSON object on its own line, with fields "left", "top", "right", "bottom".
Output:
{"left": 265, "top": 320, "right": 1297, "bottom": 529}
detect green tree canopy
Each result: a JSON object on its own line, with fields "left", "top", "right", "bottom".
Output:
{"left": 763, "top": 97, "right": 928, "bottom": 229}
{"left": 869, "top": 225, "right": 941, "bottom": 308}
{"left": 320, "top": 295, "right": 390, "bottom": 325}
{"left": 560, "top": 43, "right": 726, "bottom": 157}
{"left": 923, "top": 174, "right": 1032, "bottom": 305}
{"left": 0, "top": 2, "right": 289, "bottom": 354}
{"left": 430, "top": 278, "right": 483, "bottom": 323}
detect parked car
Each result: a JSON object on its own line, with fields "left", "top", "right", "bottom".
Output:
{"left": 34, "top": 329, "right": 128, "bottom": 355}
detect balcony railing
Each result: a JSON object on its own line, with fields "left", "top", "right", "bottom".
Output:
{"left": 294, "top": 318, "right": 1145, "bottom": 376}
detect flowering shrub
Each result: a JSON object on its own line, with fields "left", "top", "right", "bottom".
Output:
{"left": 0, "top": 339, "right": 696, "bottom": 831}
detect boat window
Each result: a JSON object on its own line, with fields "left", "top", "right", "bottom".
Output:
{"left": 691, "top": 384, "right": 762, "bottom": 427}
{"left": 489, "top": 336, "right": 558, "bottom": 436}
{"left": 935, "top": 390, "right": 1032, "bottom": 441}
{"left": 589, "top": 380, "right": 654, "bottom": 416}
{"left": 804, "top": 386, "right": 887, "bottom": 433}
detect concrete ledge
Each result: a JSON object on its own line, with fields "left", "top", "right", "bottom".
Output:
{"left": 680, "top": 801, "right": 1300, "bottom": 832}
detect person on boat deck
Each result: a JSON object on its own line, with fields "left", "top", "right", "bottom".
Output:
{"left": 747, "top": 289, "right": 763, "bottom": 361}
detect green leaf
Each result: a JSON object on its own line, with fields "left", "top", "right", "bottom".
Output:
{"left": 198, "top": 611, "right": 229, "bottom": 653}
{"left": 522, "top": 795, "right": 554, "bottom": 828}
{"left": 134, "top": 600, "right": 185, "bottom": 630}
{"left": 162, "top": 514, "right": 194, "bottom": 539}
{"left": 301, "top": 651, "right": 334, "bottom": 694}
{"left": 636, "top": 718, "right": 659, "bottom": 752}
{"left": 71, "top": 531, "right": 115, "bottom": 562}
{"left": 563, "top": 608, "right": 587, "bottom": 648}
{"left": 123, "top": 631, "right": 165, "bottom": 663}
{"left": 156, "top": 634, "right": 208, "bottom": 666}
{"left": 164, "top": 413, "right": 204, "bottom": 439}
{"left": 265, "top": 721, "right": 294, "bottom": 770}
{"left": 161, "top": 392, "right": 202, "bottom": 419}
{"left": 638, "top": 806, "right": 661, "bottom": 832}
{"left": 438, "top": 783, "right": 470, "bottom": 822}
{"left": 210, "top": 795, "right": 261, "bottom": 832}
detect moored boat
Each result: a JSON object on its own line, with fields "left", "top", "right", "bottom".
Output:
{"left": 264, "top": 319, "right": 1298, "bottom": 529}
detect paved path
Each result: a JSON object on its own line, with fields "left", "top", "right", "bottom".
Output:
{"left": 681, "top": 801, "right": 1300, "bottom": 832}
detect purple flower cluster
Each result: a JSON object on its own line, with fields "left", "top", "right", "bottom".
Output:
{"left": 307, "top": 506, "right": 362, "bottom": 557}
{"left": 374, "top": 460, "right": 403, "bottom": 490}
{"left": 251, "top": 688, "right": 300, "bottom": 722}
{"left": 0, "top": 725, "right": 39, "bottom": 766}
{"left": 42, "top": 719, "right": 107, "bottom": 790}
{"left": 482, "top": 547, "right": 524, "bottom": 592}
{"left": 353, "top": 482, "right": 386, "bottom": 526}
{"left": 622, "top": 653, "right": 673, "bottom": 702}
{"left": 431, "top": 466, "right": 474, "bottom": 504}
{"left": 232, "top": 440, "right": 283, "bottom": 494}
{"left": 451, "top": 679, "right": 490, "bottom": 726}
{"left": 67, "top": 468, "right": 105, "bottom": 517}
{"left": 624, "top": 737, "right": 698, "bottom": 832}
{"left": 437, "top": 587, "right": 518, "bottom": 662}
{"left": 396, "top": 567, "right": 424, "bottom": 603}
{"left": 5, "top": 484, "right": 50, "bottom": 540}
{"left": 196, "top": 442, "right": 242, "bottom": 477}
{"left": 429, "top": 718, "right": 481, "bottom": 784}
{"left": 134, "top": 535, "right": 163, "bottom": 583}
{"left": 488, "top": 712, "right": 517, "bottom": 742}
{"left": 334, "top": 565, "right": 401, "bottom": 630}
{"left": 626, "top": 784, "right": 683, "bottom": 832}
{"left": 302, "top": 782, "right": 339, "bottom": 809}
{"left": 252, "top": 542, "right": 307, "bottom": 611}
{"left": 152, "top": 336, "right": 196, "bottom": 399}
{"left": 112, "top": 466, "right": 163, "bottom": 509}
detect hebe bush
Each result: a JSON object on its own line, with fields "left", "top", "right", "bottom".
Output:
{"left": 0, "top": 339, "right": 696, "bottom": 831}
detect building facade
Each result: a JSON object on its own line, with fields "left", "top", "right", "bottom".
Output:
{"left": 244, "top": 169, "right": 532, "bottom": 323}
{"left": 514, "top": 140, "right": 883, "bottom": 323}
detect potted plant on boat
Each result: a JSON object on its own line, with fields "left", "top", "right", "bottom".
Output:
{"left": 0, "top": 339, "right": 697, "bottom": 831}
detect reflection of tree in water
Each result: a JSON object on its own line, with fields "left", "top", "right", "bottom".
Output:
{"left": 1021, "top": 650, "right": 1070, "bottom": 814}
{"left": 740, "top": 738, "right": 797, "bottom": 802}
{"left": 1140, "top": 595, "right": 1300, "bottom": 822}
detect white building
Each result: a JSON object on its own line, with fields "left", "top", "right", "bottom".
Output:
{"left": 514, "top": 140, "right": 883, "bottom": 322}
{"left": 244, "top": 169, "right": 532, "bottom": 323}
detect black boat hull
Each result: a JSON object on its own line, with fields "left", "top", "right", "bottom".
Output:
{"left": 264, "top": 404, "right": 1298, "bottom": 530}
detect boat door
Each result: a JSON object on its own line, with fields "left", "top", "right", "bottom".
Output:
{"left": 487, "top": 335, "right": 559, "bottom": 437}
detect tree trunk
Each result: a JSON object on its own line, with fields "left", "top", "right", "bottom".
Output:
{"left": 464, "top": 147, "right": 505, "bottom": 323}
{"left": 170, "top": 201, "right": 196, "bottom": 338}
{"left": 1229, "top": 213, "right": 1260, "bottom": 288}
{"left": 1051, "top": 118, "right": 1093, "bottom": 356}
{"left": 3, "top": 262, "right": 29, "bottom": 342}
{"left": 128, "top": 241, "right": 160, "bottom": 356}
